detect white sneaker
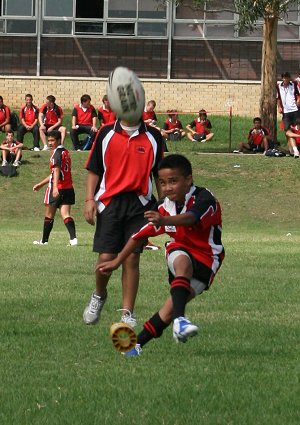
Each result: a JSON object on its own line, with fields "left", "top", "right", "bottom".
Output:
{"left": 13, "top": 160, "right": 19, "bottom": 167}
{"left": 69, "top": 237, "right": 78, "bottom": 246}
{"left": 119, "top": 309, "right": 137, "bottom": 328}
{"left": 33, "top": 147, "right": 40, "bottom": 152}
{"left": 83, "top": 292, "right": 107, "bottom": 325}
{"left": 42, "top": 145, "right": 49, "bottom": 151}
{"left": 33, "top": 240, "right": 48, "bottom": 245}
{"left": 2, "top": 160, "right": 8, "bottom": 166}
{"left": 294, "top": 153, "right": 299, "bottom": 159}
{"left": 173, "top": 317, "right": 198, "bottom": 343}
{"left": 233, "top": 150, "right": 241, "bottom": 154}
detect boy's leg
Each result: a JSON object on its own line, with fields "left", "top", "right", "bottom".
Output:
{"left": 15, "top": 148, "right": 22, "bottom": 161}
{"left": 83, "top": 252, "right": 116, "bottom": 325}
{"left": 60, "top": 204, "right": 77, "bottom": 242}
{"left": 59, "top": 126, "right": 66, "bottom": 145}
{"left": 41, "top": 205, "right": 56, "bottom": 243}
{"left": 121, "top": 252, "right": 140, "bottom": 313}
{"left": 32, "top": 125, "right": 40, "bottom": 149}
{"left": 39, "top": 128, "right": 47, "bottom": 148}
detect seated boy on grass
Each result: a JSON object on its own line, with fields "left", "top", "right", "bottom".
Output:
{"left": 99, "top": 154, "right": 225, "bottom": 356}
{"left": 235, "top": 117, "right": 270, "bottom": 154}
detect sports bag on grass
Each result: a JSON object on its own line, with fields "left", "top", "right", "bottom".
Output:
{"left": 0, "top": 164, "right": 18, "bottom": 177}
{"left": 265, "top": 149, "right": 286, "bottom": 157}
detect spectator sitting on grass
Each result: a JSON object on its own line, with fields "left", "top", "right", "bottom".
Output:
{"left": 234, "top": 117, "right": 270, "bottom": 154}
{"left": 186, "top": 109, "right": 214, "bottom": 142}
{"left": 285, "top": 117, "right": 300, "bottom": 158}
{"left": 161, "top": 110, "right": 186, "bottom": 141}
{"left": 1, "top": 130, "right": 23, "bottom": 167}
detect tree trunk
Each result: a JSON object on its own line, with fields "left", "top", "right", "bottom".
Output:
{"left": 260, "top": 16, "right": 278, "bottom": 140}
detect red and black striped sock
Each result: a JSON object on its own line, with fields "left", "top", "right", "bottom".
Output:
{"left": 64, "top": 217, "right": 76, "bottom": 240}
{"left": 170, "top": 276, "right": 191, "bottom": 319}
{"left": 137, "top": 312, "right": 169, "bottom": 347}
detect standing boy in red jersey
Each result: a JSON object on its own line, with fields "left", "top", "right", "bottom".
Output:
{"left": 99, "top": 154, "right": 225, "bottom": 356}
{"left": 83, "top": 73, "right": 164, "bottom": 328}
{"left": 32, "top": 130, "right": 77, "bottom": 246}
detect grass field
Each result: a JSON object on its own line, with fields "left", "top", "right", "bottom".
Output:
{"left": 0, "top": 116, "right": 299, "bottom": 425}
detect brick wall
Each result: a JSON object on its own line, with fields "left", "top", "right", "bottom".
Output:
{"left": 0, "top": 76, "right": 261, "bottom": 117}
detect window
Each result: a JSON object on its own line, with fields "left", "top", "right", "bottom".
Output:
{"left": 4, "top": 0, "right": 34, "bottom": 16}
{"left": 107, "top": 23, "right": 135, "bottom": 35}
{"left": 7, "top": 19, "right": 36, "bottom": 33}
{"left": 43, "top": 21, "right": 72, "bottom": 34}
{"left": 44, "top": 0, "right": 73, "bottom": 17}
{"left": 174, "top": 23, "right": 204, "bottom": 37}
{"left": 206, "top": 24, "right": 235, "bottom": 38}
{"left": 176, "top": 1, "right": 204, "bottom": 19}
{"left": 76, "top": 0, "right": 103, "bottom": 19}
{"left": 108, "top": 0, "right": 136, "bottom": 18}
{"left": 138, "top": 22, "right": 166, "bottom": 36}
{"left": 205, "top": 0, "right": 234, "bottom": 20}
{"left": 75, "top": 22, "right": 103, "bottom": 35}
{"left": 138, "top": 0, "right": 166, "bottom": 19}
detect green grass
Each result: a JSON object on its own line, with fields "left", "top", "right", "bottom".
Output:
{"left": 1, "top": 118, "right": 300, "bottom": 425}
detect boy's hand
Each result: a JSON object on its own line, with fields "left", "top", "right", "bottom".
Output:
{"left": 144, "top": 210, "right": 164, "bottom": 226}
{"left": 96, "top": 259, "right": 120, "bottom": 275}
{"left": 84, "top": 200, "right": 97, "bottom": 225}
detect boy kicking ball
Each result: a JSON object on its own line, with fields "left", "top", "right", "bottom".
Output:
{"left": 99, "top": 154, "right": 225, "bottom": 356}
{"left": 32, "top": 130, "right": 77, "bottom": 246}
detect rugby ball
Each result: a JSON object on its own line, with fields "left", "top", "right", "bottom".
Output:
{"left": 107, "top": 67, "right": 145, "bottom": 123}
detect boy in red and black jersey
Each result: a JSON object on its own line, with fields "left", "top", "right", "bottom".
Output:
{"left": 0, "top": 96, "right": 11, "bottom": 133}
{"left": 97, "top": 94, "right": 116, "bottom": 127}
{"left": 83, "top": 105, "right": 164, "bottom": 327}
{"left": 70, "top": 94, "right": 98, "bottom": 150}
{"left": 99, "top": 154, "right": 225, "bottom": 355}
{"left": 33, "top": 130, "right": 77, "bottom": 246}
{"left": 38, "top": 95, "right": 67, "bottom": 150}
{"left": 161, "top": 109, "right": 186, "bottom": 141}
{"left": 236, "top": 117, "right": 270, "bottom": 153}
{"left": 286, "top": 117, "right": 300, "bottom": 158}
{"left": 1, "top": 130, "right": 23, "bottom": 167}
{"left": 186, "top": 109, "right": 214, "bottom": 142}
{"left": 18, "top": 93, "right": 40, "bottom": 150}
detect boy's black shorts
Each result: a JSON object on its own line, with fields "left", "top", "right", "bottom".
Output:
{"left": 93, "top": 192, "right": 156, "bottom": 254}
{"left": 167, "top": 247, "right": 214, "bottom": 289}
{"left": 48, "top": 188, "right": 75, "bottom": 208}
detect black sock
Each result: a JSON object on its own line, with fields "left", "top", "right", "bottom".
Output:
{"left": 64, "top": 217, "right": 76, "bottom": 240}
{"left": 42, "top": 217, "right": 54, "bottom": 243}
{"left": 170, "top": 276, "right": 191, "bottom": 319}
{"left": 137, "top": 312, "right": 169, "bottom": 347}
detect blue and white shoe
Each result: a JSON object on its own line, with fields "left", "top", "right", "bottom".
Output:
{"left": 173, "top": 317, "right": 198, "bottom": 343}
{"left": 123, "top": 344, "right": 142, "bottom": 357}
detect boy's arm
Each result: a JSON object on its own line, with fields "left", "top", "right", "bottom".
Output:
{"left": 33, "top": 175, "right": 50, "bottom": 191}
{"left": 145, "top": 210, "right": 197, "bottom": 227}
{"left": 52, "top": 166, "right": 60, "bottom": 198}
{"left": 84, "top": 170, "right": 100, "bottom": 225}
{"left": 97, "top": 237, "right": 146, "bottom": 274}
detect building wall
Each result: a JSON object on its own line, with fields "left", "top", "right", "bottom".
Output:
{"left": 0, "top": 76, "right": 261, "bottom": 117}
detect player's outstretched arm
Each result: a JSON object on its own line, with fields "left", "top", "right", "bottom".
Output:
{"left": 33, "top": 175, "right": 50, "bottom": 191}
{"left": 97, "top": 237, "right": 146, "bottom": 274}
